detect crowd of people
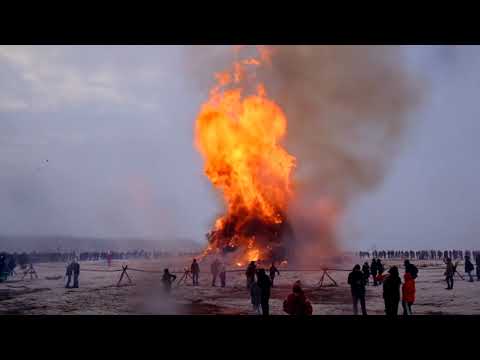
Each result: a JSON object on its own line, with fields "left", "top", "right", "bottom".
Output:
{"left": 348, "top": 254, "right": 480, "bottom": 316}
{"left": 169, "top": 258, "right": 312, "bottom": 316}
{"left": 3, "top": 247, "right": 480, "bottom": 315}
{"left": 359, "top": 249, "right": 480, "bottom": 261}
{"left": 348, "top": 259, "right": 419, "bottom": 316}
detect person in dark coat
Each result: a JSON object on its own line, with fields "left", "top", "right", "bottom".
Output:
{"left": 465, "top": 255, "right": 474, "bottom": 282}
{"left": 65, "top": 262, "right": 73, "bottom": 288}
{"left": 348, "top": 264, "right": 367, "bottom": 315}
{"left": 371, "top": 259, "right": 378, "bottom": 286}
{"left": 190, "top": 258, "right": 200, "bottom": 286}
{"left": 72, "top": 259, "right": 80, "bottom": 288}
{"left": 256, "top": 269, "right": 272, "bottom": 316}
{"left": 162, "top": 268, "right": 177, "bottom": 293}
{"left": 476, "top": 254, "right": 480, "bottom": 281}
{"left": 283, "top": 281, "right": 313, "bottom": 316}
{"left": 444, "top": 257, "right": 457, "bottom": 290}
{"left": 250, "top": 279, "right": 262, "bottom": 314}
{"left": 362, "top": 262, "right": 370, "bottom": 286}
{"left": 245, "top": 261, "right": 256, "bottom": 289}
{"left": 383, "top": 266, "right": 401, "bottom": 316}
{"left": 269, "top": 262, "right": 280, "bottom": 287}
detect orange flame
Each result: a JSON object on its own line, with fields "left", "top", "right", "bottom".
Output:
{"left": 195, "top": 46, "right": 295, "bottom": 264}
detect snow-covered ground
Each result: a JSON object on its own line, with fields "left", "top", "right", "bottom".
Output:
{"left": 1, "top": 257, "right": 479, "bottom": 315}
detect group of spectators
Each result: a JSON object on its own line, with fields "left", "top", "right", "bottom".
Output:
{"left": 349, "top": 259, "right": 419, "bottom": 316}
{"left": 359, "top": 249, "right": 480, "bottom": 261}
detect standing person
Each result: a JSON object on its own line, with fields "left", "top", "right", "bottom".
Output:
{"left": 256, "top": 269, "right": 272, "bottom": 316}
{"left": 283, "top": 281, "right": 313, "bottom": 316}
{"left": 404, "top": 259, "right": 419, "bottom": 280}
{"left": 72, "top": 259, "right": 80, "bottom": 288}
{"left": 476, "top": 254, "right": 480, "bottom": 281}
{"left": 371, "top": 259, "right": 378, "bottom": 286}
{"left": 348, "top": 265, "right": 367, "bottom": 315}
{"left": 162, "top": 268, "right": 177, "bottom": 293}
{"left": 362, "top": 262, "right": 370, "bottom": 286}
{"left": 219, "top": 262, "right": 226, "bottom": 288}
{"left": 376, "top": 259, "right": 385, "bottom": 284}
{"left": 402, "top": 272, "right": 416, "bottom": 316}
{"left": 65, "top": 261, "right": 73, "bottom": 288}
{"left": 269, "top": 262, "right": 280, "bottom": 287}
{"left": 383, "top": 266, "right": 401, "bottom": 316}
{"left": 250, "top": 278, "right": 262, "bottom": 314}
{"left": 211, "top": 259, "right": 220, "bottom": 287}
{"left": 190, "top": 258, "right": 200, "bottom": 286}
{"left": 245, "top": 261, "right": 256, "bottom": 289}
{"left": 444, "top": 258, "right": 457, "bottom": 290}
{"left": 464, "top": 255, "right": 474, "bottom": 282}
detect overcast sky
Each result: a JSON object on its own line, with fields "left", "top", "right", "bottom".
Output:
{"left": 0, "top": 45, "right": 479, "bottom": 250}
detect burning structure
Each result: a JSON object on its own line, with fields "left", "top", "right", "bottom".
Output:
{"left": 195, "top": 46, "right": 296, "bottom": 266}
{"left": 193, "top": 45, "right": 419, "bottom": 267}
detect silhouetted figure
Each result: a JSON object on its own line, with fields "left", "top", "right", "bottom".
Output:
{"left": 371, "top": 259, "right": 378, "bottom": 286}
{"left": 476, "top": 254, "right": 480, "bottom": 281}
{"left": 219, "top": 262, "right": 226, "bottom": 288}
{"left": 190, "top": 258, "right": 200, "bottom": 286}
{"left": 0, "top": 254, "right": 6, "bottom": 282}
{"left": 444, "top": 258, "right": 457, "bottom": 290}
{"left": 250, "top": 279, "right": 261, "bottom": 314}
{"left": 65, "top": 262, "right": 73, "bottom": 288}
{"left": 269, "top": 263, "right": 280, "bottom": 287}
{"left": 283, "top": 281, "right": 313, "bottom": 316}
{"left": 245, "top": 261, "right": 256, "bottom": 289}
{"left": 377, "top": 259, "right": 385, "bottom": 284}
{"left": 383, "top": 266, "right": 401, "bottom": 317}
{"left": 211, "top": 259, "right": 220, "bottom": 287}
{"left": 72, "top": 259, "right": 80, "bottom": 288}
{"left": 256, "top": 269, "right": 272, "bottom": 316}
{"left": 348, "top": 264, "right": 367, "bottom": 315}
{"left": 162, "top": 268, "right": 176, "bottom": 293}
{"left": 402, "top": 272, "right": 415, "bottom": 315}
{"left": 465, "top": 256, "right": 474, "bottom": 282}
{"left": 362, "top": 262, "right": 370, "bottom": 286}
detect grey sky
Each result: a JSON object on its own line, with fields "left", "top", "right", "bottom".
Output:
{"left": 0, "top": 45, "right": 479, "bottom": 249}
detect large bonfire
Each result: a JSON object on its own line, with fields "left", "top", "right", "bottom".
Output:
{"left": 195, "top": 46, "right": 296, "bottom": 266}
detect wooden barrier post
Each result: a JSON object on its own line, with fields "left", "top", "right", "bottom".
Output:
{"left": 117, "top": 265, "right": 132, "bottom": 286}
{"left": 318, "top": 268, "right": 338, "bottom": 288}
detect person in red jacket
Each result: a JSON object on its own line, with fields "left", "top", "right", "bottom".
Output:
{"left": 402, "top": 272, "right": 416, "bottom": 315}
{"left": 283, "top": 281, "right": 313, "bottom": 316}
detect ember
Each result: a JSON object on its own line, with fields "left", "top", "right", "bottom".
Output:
{"left": 195, "top": 46, "right": 296, "bottom": 265}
